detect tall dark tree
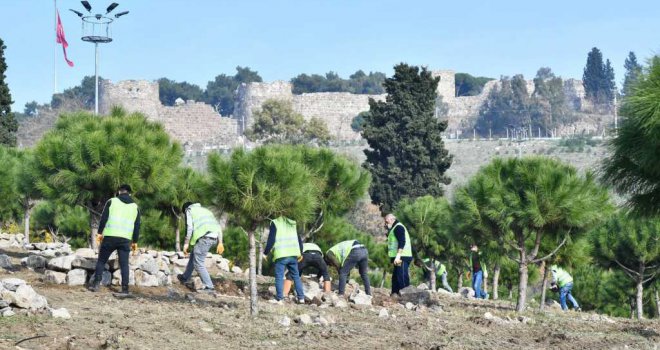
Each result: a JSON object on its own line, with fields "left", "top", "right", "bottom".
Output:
{"left": 51, "top": 76, "right": 99, "bottom": 110}
{"left": 622, "top": 52, "right": 643, "bottom": 96}
{"left": 531, "top": 67, "right": 574, "bottom": 133}
{"left": 0, "top": 38, "right": 18, "bottom": 146}
{"left": 583, "top": 47, "right": 615, "bottom": 106}
{"left": 477, "top": 75, "right": 531, "bottom": 136}
{"left": 454, "top": 73, "right": 494, "bottom": 97}
{"left": 605, "top": 59, "right": 616, "bottom": 103}
{"left": 157, "top": 78, "right": 204, "bottom": 106}
{"left": 204, "top": 66, "right": 263, "bottom": 116}
{"left": 362, "top": 63, "right": 452, "bottom": 212}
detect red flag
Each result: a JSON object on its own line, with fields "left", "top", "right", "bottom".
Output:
{"left": 56, "top": 10, "right": 74, "bottom": 67}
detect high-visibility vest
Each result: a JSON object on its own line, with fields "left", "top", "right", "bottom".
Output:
{"left": 189, "top": 205, "right": 221, "bottom": 246}
{"left": 422, "top": 258, "right": 446, "bottom": 276}
{"left": 303, "top": 243, "right": 322, "bottom": 256}
{"left": 327, "top": 240, "right": 358, "bottom": 267}
{"left": 387, "top": 222, "right": 412, "bottom": 258}
{"left": 272, "top": 217, "right": 300, "bottom": 260}
{"left": 552, "top": 265, "right": 573, "bottom": 287}
{"left": 103, "top": 198, "right": 138, "bottom": 240}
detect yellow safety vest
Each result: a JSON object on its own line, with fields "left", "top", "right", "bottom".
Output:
{"left": 387, "top": 222, "right": 412, "bottom": 258}
{"left": 189, "top": 205, "right": 221, "bottom": 246}
{"left": 272, "top": 217, "right": 300, "bottom": 260}
{"left": 103, "top": 198, "right": 138, "bottom": 240}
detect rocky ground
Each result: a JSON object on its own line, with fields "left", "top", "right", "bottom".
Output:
{"left": 1, "top": 247, "right": 659, "bottom": 349}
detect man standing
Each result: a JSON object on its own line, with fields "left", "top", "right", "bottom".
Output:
{"left": 469, "top": 244, "right": 488, "bottom": 299}
{"left": 263, "top": 216, "right": 305, "bottom": 304}
{"left": 385, "top": 214, "right": 412, "bottom": 296}
{"left": 88, "top": 185, "right": 140, "bottom": 296}
{"left": 283, "top": 242, "right": 331, "bottom": 297}
{"left": 421, "top": 258, "right": 453, "bottom": 293}
{"left": 324, "top": 240, "right": 371, "bottom": 296}
{"left": 550, "top": 264, "right": 581, "bottom": 311}
{"left": 177, "top": 202, "right": 223, "bottom": 294}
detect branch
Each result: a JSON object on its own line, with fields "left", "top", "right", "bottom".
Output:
{"left": 531, "top": 235, "right": 569, "bottom": 263}
{"left": 504, "top": 239, "right": 523, "bottom": 252}
{"left": 642, "top": 272, "right": 658, "bottom": 284}
{"left": 530, "top": 229, "right": 544, "bottom": 259}
{"left": 613, "top": 259, "right": 641, "bottom": 277}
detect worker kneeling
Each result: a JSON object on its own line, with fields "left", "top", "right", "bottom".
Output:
{"left": 283, "top": 242, "right": 332, "bottom": 297}
{"left": 324, "top": 240, "right": 371, "bottom": 296}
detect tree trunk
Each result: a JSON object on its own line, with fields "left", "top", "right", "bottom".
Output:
{"left": 429, "top": 259, "right": 437, "bottom": 292}
{"left": 257, "top": 239, "right": 263, "bottom": 276}
{"left": 636, "top": 278, "right": 644, "bottom": 320}
{"left": 539, "top": 261, "right": 548, "bottom": 311}
{"left": 493, "top": 263, "right": 501, "bottom": 300}
{"left": 630, "top": 296, "right": 636, "bottom": 319}
{"left": 23, "top": 201, "right": 32, "bottom": 245}
{"left": 248, "top": 229, "right": 258, "bottom": 316}
{"left": 174, "top": 216, "right": 182, "bottom": 252}
{"left": 516, "top": 261, "right": 529, "bottom": 312}
{"left": 457, "top": 271, "right": 464, "bottom": 289}
{"left": 508, "top": 287, "right": 513, "bottom": 300}
{"left": 483, "top": 271, "right": 489, "bottom": 294}
{"left": 89, "top": 211, "right": 101, "bottom": 251}
{"left": 380, "top": 270, "right": 386, "bottom": 288}
{"left": 655, "top": 288, "right": 660, "bottom": 319}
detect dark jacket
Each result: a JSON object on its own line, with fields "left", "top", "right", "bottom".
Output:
{"left": 98, "top": 193, "right": 141, "bottom": 242}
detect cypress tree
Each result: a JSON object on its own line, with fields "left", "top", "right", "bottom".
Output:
{"left": 0, "top": 38, "right": 18, "bottom": 146}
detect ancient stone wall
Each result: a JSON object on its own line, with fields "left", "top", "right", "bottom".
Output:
{"left": 432, "top": 70, "right": 456, "bottom": 103}
{"left": 99, "top": 80, "right": 161, "bottom": 118}
{"left": 233, "top": 81, "right": 293, "bottom": 134}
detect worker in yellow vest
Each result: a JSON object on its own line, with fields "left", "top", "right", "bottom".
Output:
{"left": 88, "top": 184, "right": 140, "bottom": 296}
{"left": 385, "top": 213, "right": 413, "bottom": 296}
{"left": 283, "top": 242, "right": 331, "bottom": 297}
{"left": 550, "top": 265, "right": 581, "bottom": 311}
{"left": 177, "top": 202, "right": 223, "bottom": 294}
{"left": 263, "top": 216, "right": 305, "bottom": 304}
{"left": 324, "top": 240, "right": 371, "bottom": 296}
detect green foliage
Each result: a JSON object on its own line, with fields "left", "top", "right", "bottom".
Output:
{"left": 32, "top": 201, "right": 89, "bottom": 248}
{"left": 291, "top": 70, "right": 386, "bottom": 94}
{"left": 0, "top": 38, "right": 17, "bottom": 146}
{"left": 476, "top": 75, "right": 531, "bottom": 136}
{"left": 582, "top": 47, "right": 615, "bottom": 106}
{"left": 140, "top": 209, "right": 173, "bottom": 249}
{"left": 157, "top": 78, "right": 203, "bottom": 106}
{"left": 246, "top": 99, "right": 332, "bottom": 145}
{"left": 454, "top": 73, "right": 494, "bottom": 97}
{"left": 396, "top": 195, "right": 451, "bottom": 260}
{"left": 222, "top": 226, "right": 249, "bottom": 267}
{"left": 204, "top": 66, "right": 262, "bottom": 115}
{"left": 601, "top": 57, "right": 660, "bottom": 216}
{"left": 531, "top": 68, "right": 576, "bottom": 132}
{"left": 32, "top": 108, "right": 183, "bottom": 246}
{"left": 50, "top": 76, "right": 99, "bottom": 110}
{"left": 362, "top": 63, "right": 452, "bottom": 212}
{"left": 351, "top": 111, "right": 369, "bottom": 132}
{"left": 556, "top": 134, "right": 600, "bottom": 152}
{"left": 0, "top": 146, "right": 19, "bottom": 221}
{"left": 623, "top": 51, "right": 643, "bottom": 96}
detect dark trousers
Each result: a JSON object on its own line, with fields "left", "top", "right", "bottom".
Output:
{"left": 338, "top": 247, "right": 371, "bottom": 295}
{"left": 391, "top": 256, "right": 412, "bottom": 295}
{"left": 93, "top": 236, "right": 130, "bottom": 290}
{"left": 287, "top": 252, "right": 330, "bottom": 281}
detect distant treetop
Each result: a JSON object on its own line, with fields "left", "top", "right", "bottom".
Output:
{"left": 291, "top": 70, "right": 386, "bottom": 95}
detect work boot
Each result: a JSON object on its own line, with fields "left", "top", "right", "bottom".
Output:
{"left": 113, "top": 287, "right": 131, "bottom": 298}
{"left": 323, "top": 281, "right": 331, "bottom": 293}
{"left": 87, "top": 280, "right": 101, "bottom": 292}
{"left": 282, "top": 279, "right": 293, "bottom": 297}
{"left": 177, "top": 274, "right": 187, "bottom": 284}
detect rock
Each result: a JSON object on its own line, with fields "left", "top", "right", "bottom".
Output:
{"left": 139, "top": 259, "right": 159, "bottom": 275}
{"left": 217, "top": 258, "right": 230, "bottom": 272}
{"left": 191, "top": 277, "right": 204, "bottom": 290}
{"left": 147, "top": 250, "right": 158, "bottom": 258}
{"left": 174, "top": 259, "right": 189, "bottom": 267}
{"left": 304, "top": 280, "right": 322, "bottom": 300}
{"left": 135, "top": 270, "right": 159, "bottom": 287}
{"left": 278, "top": 315, "right": 291, "bottom": 327}
{"left": 2, "top": 308, "right": 15, "bottom": 317}
{"left": 67, "top": 269, "right": 87, "bottom": 286}
{"left": 296, "top": 314, "right": 313, "bottom": 325}
{"left": 0, "top": 300, "right": 8, "bottom": 309}
{"left": 157, "top": 257, "right": 170, "bottom": 274}
{"left": 33, "top": 243, "right": 48, "bottom": 251}
{"left": 333, "top": 299, "right": 348, "bottom": 308}
{"left": 399, "top": 286, "right": 432, "bottom": 305}
{"left": 378, "top": 308, "right": 389, "bottom": 318}
{"left": 459, "top": 287, "right": 476, "bottom": 299}
{"left": 74, "top": 248, "right": 97, "bottom": 259}
{"left": 1, "top": 278, "right": 26, "bottom": 291}
{"left": 483, "top": 312, "right": 508, "bottom": 325}
{"left": 50, "top": 307, "right": 71, "bottom": 319}
{"left": 176, "top": 252, "right": 186, "bottom": 259}
{"left": 349, "top": 289, "right": 372, "bottom": 306}
{"left": 156, "top": 271, "right": 171, "bottom": 286}
{"left": 112, "top": 269, "right": 135, "bottom": 286}
{"left": 405, "top": 302, "right": 416, "bottom": 310}
{"left": 162, "top": 251, "right": 176, "bottom": 257}
{"left": 437, "top": 288, "right": 457, "bottom": 296}
{"left": 0, "top": 254, "right": 12, "bottom": 269}
{"left": 12, "top": 284, "right": 48, "bottom": 310}
{"left": 90, "top": 270, "right": 113, "bottom": 286}
{"left": 545, "top": 299, "right": 562, "bottom": 310}
{"left": 71, "top": 257, "right": 97, "bottom": 271}
{"left": 47, "top": 255, "right": 77, "bottom": 272}
{"left": 417, "top": 283, "right": 428, "bottom": 290}
{"left": 44, "top": 270, "right": 67, "bottom": 284}
{"left": 517, "top": 316, "right": 534, "bottom": 324}
{"left": 231, "top": 266, "right": 243, "bottom": 274}
{"left": 204, "top": 257, "right": 215, "bottom": 269}
{"left": 22, "top": 255, "right": 48, "bottom": 270}
{"left": 268, "top": 286, "right": 277, "bottom": 296}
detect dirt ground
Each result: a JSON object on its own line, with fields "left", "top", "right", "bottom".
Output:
{"left": 1, "top": 249, "right": 660, "bottom": 350}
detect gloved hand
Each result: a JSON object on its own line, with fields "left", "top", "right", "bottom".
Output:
{"left": 262, "top": 254, "right": 268, "bottom": 261}
{"left": 216, "top": 243, "right": 225, "bottom": 255}
{"left": 183, "top": 244, "right": 189, "bottom": 257}
{"left": 96, "top": 234, "right": 103, "bottom": 246}
{"left": 393, "top": 253, "right": 402, "bottom": 266}
{"left": 131, "top": 242, "right": 138, "bottom": 255}
{"left": 297, "top": 255, "right": 303, "bottom": 263}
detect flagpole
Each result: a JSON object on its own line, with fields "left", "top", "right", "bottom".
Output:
{"left": 53, "top": 0, "right": 57, "bottom": 94}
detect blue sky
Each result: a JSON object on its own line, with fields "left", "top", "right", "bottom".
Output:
{"left": 1, "top": 0, "right": 659, "bottom": 110}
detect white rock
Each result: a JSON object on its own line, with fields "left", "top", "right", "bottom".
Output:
{"left": 47, "top": 255, "right": 77, "bottom": 272}
{"left": 44, "top": 270, "right": 67, "bottom": 284}
{"left": 278, "top": 315, "right": 291, "bottom": 327}
{"left": 13, "top": 284, "right": 48, "bottom": 310}
{"left": 50, "top": 307, "right": 71, "bottom": 319}
{"left": 174, "top": 259, "right": 189, "bottom": 267}
{"left": 417, "top": 283, "right": 429, "bottom": 290}
{"left": 135, "top": 270, "right": 159, "bottom": 287}
{"left": 217, "top": 258, "right": 230, "bottom": 272}
{"left": 405, "top": 302, "right": 415, "bottom": 310}
{"left": 2, "top": 308, "right": 15, "bottom": 317}
{"left": 156, "top": 271, "right": 171, "bottom": 286}
{"left": 231, "top": 266, "right": 243, "bottom": 274}
{"left": 74, "top": 248, "right": 97, "bottom": 259}
{"left": 349, "top": 289, "right": 372, "bottom": 306}
{"left": 1, "top": 278, "right": 26, "bottom": 291}
{"left": 458, "top": 287, "right": 476, "bottom": 299}
{"left": 22, "top": 255, "right": 48, "bottom": 270}
{"left": 379, "top": 308, "right": 389, "bottom": 318}
{"left": 67, "top": 269, "right": 87, "bottom": 286}
{"left": 162, "top": 251, "right": 176, "bottom": 257}
{"left": 112, "top": 269, "right": 135, "bottom": 286}
{"left": 90, "top": 270, "right": 113, "bottom": 286}
{"left": 296, "top": 314, "right": 313, "bottom": 325}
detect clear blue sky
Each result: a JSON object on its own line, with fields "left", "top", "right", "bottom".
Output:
{"left": 1, "top": 0, "right": 659, "bottom": 110}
